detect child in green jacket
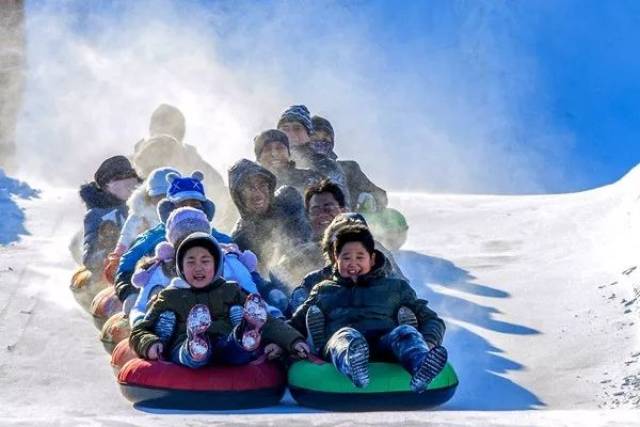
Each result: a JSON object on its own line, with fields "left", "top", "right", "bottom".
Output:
{"left": 130, "top": 232, "right": 309, "bottom": 368}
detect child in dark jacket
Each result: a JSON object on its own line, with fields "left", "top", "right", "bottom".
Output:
{"left": 289, "top": 224, "right": 447, "bottom": 392}
{"left": 130, "top": 232, "right": 309, "bottom": 368}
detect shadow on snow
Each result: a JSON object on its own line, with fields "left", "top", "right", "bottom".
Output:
{"left": 395, "top": 250, "right": 544, "bottom": 410}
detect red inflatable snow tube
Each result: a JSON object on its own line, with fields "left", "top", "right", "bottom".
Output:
{"left": 117, "top": 358, "right": 287, "bottom": 410}
{"left": 110, "top": 341, "right": 137, "bottom": 375}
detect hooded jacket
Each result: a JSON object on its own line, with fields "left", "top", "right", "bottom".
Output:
{"left": 129, "top": 233, "right": 302, "bottom": 358}
{"left": 289, "top": 251, "right": 444, "bottom": 347}
{"left": 79, "top": 182, "right": 128, "bottom": 272}
{"left": 228, "top": 160, "right": 311, "bottom": 272}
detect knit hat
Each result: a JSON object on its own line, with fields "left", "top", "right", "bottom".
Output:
{"left": 165, "top": 207, "right": 211, "bottom": 247}
{"left": 146, "top": 167, "right": 180, "bottom": 197}
{"left": 176, "top": 232, "right": 223, "bottom": 282}
{"left": 165, "top": 171, "right": 207, "bottom": 203}
{"left": 311, "top": 116, "right": 335, "bottom": 142}
{"left": 94, "top": 155, "right": 140, "bottom": 189}
{"left": 277, "top": 105, "right": 313, "bottom": 134}
{"left": 254, "top": 129, "right": 290, "bottom": 158}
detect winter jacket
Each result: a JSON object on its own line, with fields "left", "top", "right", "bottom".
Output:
{"left": 289, "top": 251, "right": 445, "bottom": 347}
{"left": 130, "top": 277, "right": 303, "bottom": 359}
{"left": 114, "top": 197, "right": 232, "bottom": 302}
{"left": 114, "top": 185, "right": 160, "bottom": 254}
{"left": 290, "top": 145, "right": 351, "bottom": 207}
{"left": 128, "top": 249, "right": 262, "bottom": 327}
{"left": 271, "top": 161, "right": 323, "bottom": 198}
{"left": 229, "top": 160, "right": 312, "bottom": 272}
{"left": 338, "top": 160, "right": 388, "bottom": 212}
{"left": 291, "top": 244, "right": 407, "bottom": 302}
{"left": 132, "top": 135, "right": 238, "bottom": 231}
{"left": 79, "top": 182, "right": 128, "bottom": 273}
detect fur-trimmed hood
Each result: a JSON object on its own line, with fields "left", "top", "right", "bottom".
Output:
{"left": 126, "top": 185, "right": 160, "bottom": 225}
{"left": 79, "top": 182, "right": 125, "bottom": 210}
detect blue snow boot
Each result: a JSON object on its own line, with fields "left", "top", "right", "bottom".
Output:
{"left": 410, "top": 345, "right": 448, "bottom": 393}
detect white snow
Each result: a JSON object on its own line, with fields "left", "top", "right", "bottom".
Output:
{"left": 2, "top": 166, "right": 640, "bottom": 425}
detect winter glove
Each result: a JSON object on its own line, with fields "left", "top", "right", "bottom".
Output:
{"left": 238, "top": 250, "right": 258, "bottom": 273}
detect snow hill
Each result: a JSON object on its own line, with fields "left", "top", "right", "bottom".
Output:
{"left": 2, "top": 165, "right": 640, "bottom": 426}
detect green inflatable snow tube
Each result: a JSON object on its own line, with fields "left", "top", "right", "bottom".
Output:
{"left": 288, "top": 361, "right": 458, "bottom": 411}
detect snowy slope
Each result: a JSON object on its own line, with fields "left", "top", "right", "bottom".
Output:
{"left": 2, "top": 166, "right": 640, "bottom": 425}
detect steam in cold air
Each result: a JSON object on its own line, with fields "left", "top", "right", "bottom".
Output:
{"left": 14, "top": 1, "right": 575, "bottom": 194}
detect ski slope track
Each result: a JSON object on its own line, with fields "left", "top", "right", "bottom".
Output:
{"left": 2, "top": 165, "right": 640, "bottom": 426}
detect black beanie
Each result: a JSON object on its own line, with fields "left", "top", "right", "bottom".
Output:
{"left": 175, "top": 232, "right": 223, "bottom": 281}
{"left": 94, "top": 155, "right": 140, "bottom": 189}
{"left": 311, "top": 115, "right": 335, "bottom": 142}
{"left": 254, "top": 129, "right": 290, "bottom": 158}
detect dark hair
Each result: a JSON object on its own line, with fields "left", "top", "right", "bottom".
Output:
{"left": 333, "top": 224, "right": 375, "bottom": 258}
{"left": 321, "top": 212, "right": 369, "bottom": 263}
{"left": 304, "top": 179, "right": 346, "bottom": 212}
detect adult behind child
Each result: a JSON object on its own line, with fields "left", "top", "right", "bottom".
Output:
{"left": 228, "top": 159, "right": 311, "bottom": 273}
{"left": 131, "top": 104, "right": 238, "bottom": 231}
{"left": 310, "top": 115, "right": 387, "bottom": 212}
{"left": 287, "top": 182, "right": 407, "bottom": 311}
{"left": 129, "top": 232, "right": 309, "bottom": 368}
{"left": 289, "top": 224, "right": 447, "bottom": 392}
{"left": 79, "top": 156, "right": 141, "bottom": 274}
{"left": 310, "top": 115, "right": 409, "bottom": 250}
{"left": 254, "top": 129, "right": 323, "bottom": 197}
{"left": 277, "top": 105, "right": 350, "bottom": 206}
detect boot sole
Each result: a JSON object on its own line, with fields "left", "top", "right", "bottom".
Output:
{"left": 305, "top": 306, "right": 326, "bottom": 354}
{"left": 348, "top": 338, "right": 370, "bottom": 388}
{"left": 410, "top": 346, "right": 448, "bottom": 393}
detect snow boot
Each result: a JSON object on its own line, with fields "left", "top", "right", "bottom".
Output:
{"left": 241, "top": 293, "right": 268, "bottom": 351}
{"left": 397, "top": 306, "right": 418, "bottom": 328}
{"left": 410, "top": 345, "right": 448, "bottom": 393}
{"left": 186, "top": 304, "right": 212, "bottom": 362}
{"left": 154, "top": 310, "right": 176, "bottom": 343}
{"left": 347, "top": 336, "right": 370, "bottom": 388}
{"left": 305, "top": 305, "right": 326, "bottom": 354}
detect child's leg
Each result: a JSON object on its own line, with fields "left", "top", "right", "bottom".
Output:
{"left": 240, "top": 293, "right": 268, "bottom": 351}
{"left": 152, "top": 310, "right": 176, "bottom": 342}
{"left": 324, "top": 327, "right": 370, "bottom": 388}
{"left": 170, "top": 304, "right": 213, "bottom": 368}
{"left": 211, "top": 332, "right": 259, "bottom": 365}
{"left": 305, "top": 305, "right": 326, "bottom": 354}
{"left": 379, "top": 324, "right": 447, "bottom": 392}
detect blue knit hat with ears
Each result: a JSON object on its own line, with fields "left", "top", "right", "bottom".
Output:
{"left": 165, "top": 170, "right": 207, "bottom": 203}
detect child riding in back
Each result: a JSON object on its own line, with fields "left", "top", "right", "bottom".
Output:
{"left": 129, "top": 232, "right": 310, "bottom": 368}
{"left": 289, "top": 224, "right": 447, "bottom": 392}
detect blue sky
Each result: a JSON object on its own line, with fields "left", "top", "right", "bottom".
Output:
{"left": 23, "top": 0, "right": 640, "bottom": 193}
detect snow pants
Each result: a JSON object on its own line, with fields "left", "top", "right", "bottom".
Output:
{"left": 324, "top": 325, "right": 431, "bottom": 377}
